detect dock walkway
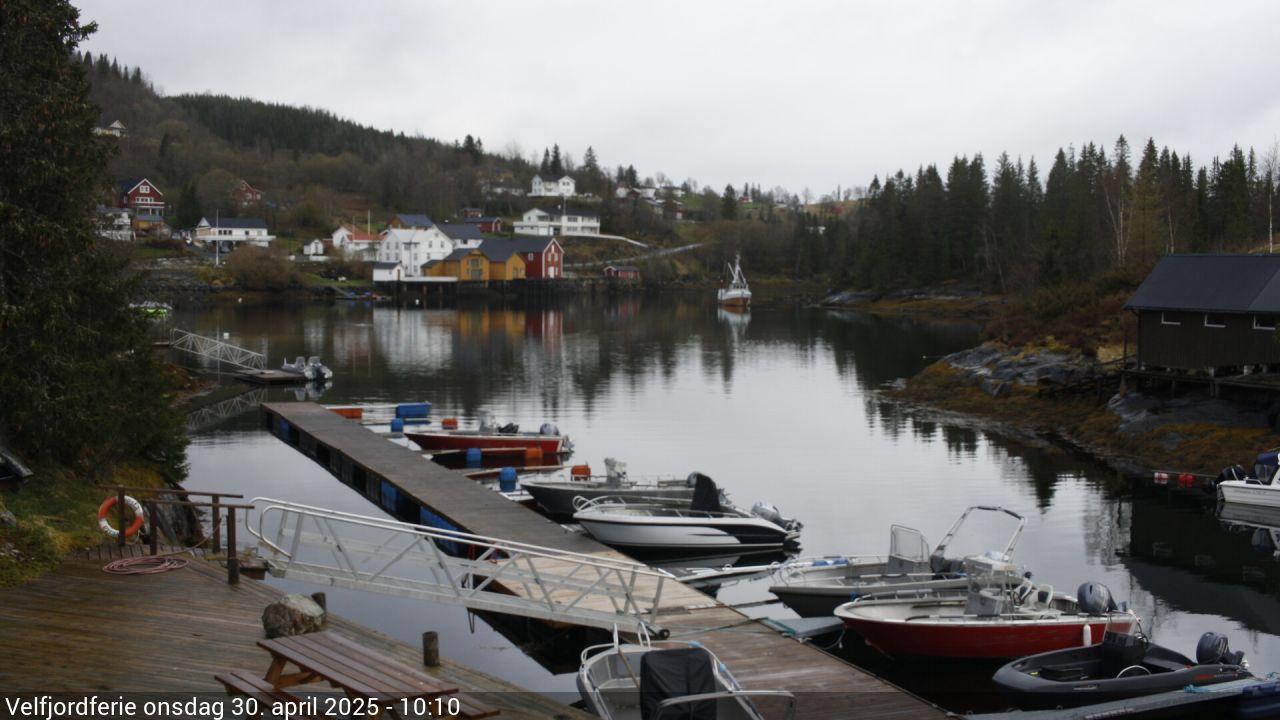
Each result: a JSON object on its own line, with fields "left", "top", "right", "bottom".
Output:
{"left": 261, "top": 402, "right": 946, "bottom": 719}
{"left": 0, "top": 551, "right": 587, "bottom": 719}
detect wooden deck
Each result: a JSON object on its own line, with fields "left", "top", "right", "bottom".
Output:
{"left": 261, "top": 402, "right": 946, "bottom": 719}
{"left": 0, "top": 552, "right": 587, "bottom": 719}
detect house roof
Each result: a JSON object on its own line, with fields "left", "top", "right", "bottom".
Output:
{"left": 443, "top": 240, "right": 524, "bottom": 263}
{"left": 435, "top": 223, "right": 486, "bottom": 241}
{"left": 119, "top": 177, "right": 162, "bottom": 196}
{"left": 1124, "top": 254, "right": 1280, "bottom": 313}
{"left": 395, "top": 213, "right": 435, "bottom": 228}
{"left": 339, "top": 227, "right": 380, "bottom": 242}
{"left": 529, "top": 207, "right": 598, "bottom": 219}
{"left": 506, "top": 235, "right": 557, "bottom": 253}
{"left": 202, "top": 217, "right": 267, "bottom": 230}
{"left": 462, "top": 216, "right": 501, "bottom": 224}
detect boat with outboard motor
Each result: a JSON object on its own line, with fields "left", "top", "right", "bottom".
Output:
{"left": 717, "top": 254, "right": 751, "bottom": 309}
{"left": 769, "top": 505, "right": 1026, "bottom": 617}
{"left": 573, "top": 474, "right": 801, "bottom": 553}
{"left": 577, "top": 631, "right": 795, "bottom": 720}
{"left": 992, "top": 625, "right": 1250, "bottom": 709}
{"left": 1218, "top": 448, "right": 1280, "bottom": 508}
{"left": 405, "top": 412, "right": 572, "bottom": 456}
{"left": 522, "top": 458, "right": 695, "bottom": 517}
{"left": 281, "top": 355, "right": 333, "bottom": 382}
{"left": 834, "top": 579, "right": 1136, "bottom": 660}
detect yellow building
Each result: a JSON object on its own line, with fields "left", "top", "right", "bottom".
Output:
{"left": 427, "top": 242, "right": 526, "bottom": 282}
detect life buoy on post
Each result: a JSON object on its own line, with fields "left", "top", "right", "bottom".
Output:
{"left": 98, "top": 495, "right": 146, "bottom": 539}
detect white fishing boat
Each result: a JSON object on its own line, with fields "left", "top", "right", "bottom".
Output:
{"left": 1218, "top": 449, "right": 1280, "bottom": 508}
{"left": 717, "top": 254, "right": 751, "bottom": 308}
{"left": 769, "top": 505, "right": 1026, "bottom": 617}
{"left": 573, "top": 475, "right": 801, "bottom": 553}
{"left": 578, "top": 631, "right": 795, "bottom": 720}
{"left": 521, "top": 459, "right": 695, "bottom": 517}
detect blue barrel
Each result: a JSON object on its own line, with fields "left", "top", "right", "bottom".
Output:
{"left": 390, "top": 418, "right": 405, "bottom": 433}
{"left": 396, "top": 402, "right": 432, "bottom": 420}
{"left": 498, "top": 467, "right": 518, "bottom": 492}
{"left": 466, "top": 448, "right": 482, "bottom": 467}
{"left": 277, "top": 418, "right": 291, "bottom": 438}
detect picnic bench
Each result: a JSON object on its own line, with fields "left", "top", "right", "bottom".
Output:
{"left": 215, "top": 631, "right": 499, "bottom": 719}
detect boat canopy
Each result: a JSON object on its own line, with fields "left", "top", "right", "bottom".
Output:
{"left": 640, "top": 647, "right": 717, "bottom": 720}
{"left": 690, "top": 474, "right": 720, "bottom": 513}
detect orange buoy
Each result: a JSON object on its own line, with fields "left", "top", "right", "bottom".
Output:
{"left": 98, "top": 495, "right": 146, "bottom": 539}
{"left": 442, "top": 417, "right": 459, "bottom": 429}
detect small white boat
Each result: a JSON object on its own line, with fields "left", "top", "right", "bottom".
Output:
{"left": 577, "top": 632, "right": 795, "bottom": 720}
{"left": 1218, "top": 449, "right": 1280, "bottom": 508}
{"left": 717, "top": 254, "right": 751, "bottom": 308}
{"left": 522, "top": 459, "right": 695, "bottom": 517}
{"left": 573, "top": 475, "right": 801, "bottom": 553}
{"left": 769, "top": 505, "right": 1026, "bottom": 617}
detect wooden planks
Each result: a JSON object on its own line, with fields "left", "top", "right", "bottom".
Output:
{"left": 262, "top": 402, "right": 947, "bottom": 720}
{"left": 0, "top": 556, "right": 586, "bottom": 720}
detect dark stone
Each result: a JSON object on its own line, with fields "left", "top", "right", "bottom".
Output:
{"left": 262, "top": 594, "right": 326, "bottom": 638}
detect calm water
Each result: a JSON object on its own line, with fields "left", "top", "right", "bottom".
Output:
{"left": 176, "top": 296, "right": 1280, "bottom": 711}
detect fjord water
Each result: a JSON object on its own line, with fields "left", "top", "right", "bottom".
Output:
{"left": 179, "top": 296, "right": 1280, "bottom": 709}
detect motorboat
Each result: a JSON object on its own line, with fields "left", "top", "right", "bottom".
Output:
{"left": 717, "top": 254, "right": 752, "bottom": 309}
{"left": 1218, "top": 449, "right": 1280, "bottom": 508}
{"left": 281, "top": 355, "right": 333, "bottom": 382}
{"left": 769, "top": 505, "right": 1026, "bottom": 617}
{"left": 405, "top": 413, "right": 571, "bottom": 456}
{"left": 833, "top": 580, "right": 1136, "bottom": 660}
{"left": 993, "top": 627, "right": 1250, "bottom": 709}
{"left": 578, "top": 633, "right": 795, "bottom": 720}
{"left": 521, "top": 459, "right": 695, "bottom": 518}
{"left": 573, "top": 475, "right": 801, "bottom": 553}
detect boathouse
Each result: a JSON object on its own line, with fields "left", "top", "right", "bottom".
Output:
{"left": 1125, "top": 254, "right": 1280, "bottom": 372}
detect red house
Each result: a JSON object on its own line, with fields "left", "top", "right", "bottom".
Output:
{"left": 463, "top": 216, "right": 504, "bottom": 233}
{"left": 234, "top": 179, "right": 264, "bottom": 207}
{"left": 603, "top": 265, "right": 641, "bottom": 281}
{"left": 508, "top": 235, "right": 564, "bottom": 279}
{"left": 118, "top": 177, "right": 164, "bottom": 221}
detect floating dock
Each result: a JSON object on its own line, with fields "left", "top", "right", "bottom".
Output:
{"left": 0, "top": 549, "right": 589, "bottom": 719}
{"left": 260, "top": 401, "right": 947, "bottom": 719}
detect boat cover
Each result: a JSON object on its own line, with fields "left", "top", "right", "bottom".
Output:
{"left": 690, "top": 474, "right": 721, "bottom": 513}
{"left": 640, "top": 647, "right": 717, "bottom": 720}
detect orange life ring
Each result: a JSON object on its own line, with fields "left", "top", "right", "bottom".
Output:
{"left": 98, "top": 495, "right": 146, "bottom": 539}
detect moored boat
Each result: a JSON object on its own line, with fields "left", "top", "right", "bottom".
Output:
{"left": 521, "top": 458, "right": 695, "bottom": 517}
{"left": 405, "top": 415, "right": 571, "bottom": 456}
{"left": 717, "top": 254, "right": 752, "bottom": 308}
{"left": 769, "top": 505, "right": 1026, "bottom": 617}
{"left": 573, "top": 475, "right": 801, "bottom": 553}
{"left": 834, "top": 580, "right": 1136, "bottom": 660}
{"left": 577, "top": 634, "right": 795, "bottom": 720}
{"left": 992, "top": 628, "right": 1250, "bottom": 710}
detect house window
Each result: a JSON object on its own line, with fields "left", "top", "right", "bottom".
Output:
{"left": 139, "top": 186, "right": 149, "bottom": 194}
{"left": 1160, "top": 312, "right": 1180, "bottom": 326}
{"left": 1255, "top": 315, "right": 1278, "bottom": 331}
{"left": 1204, "top": 313, "right": 1227, "bottom": 328}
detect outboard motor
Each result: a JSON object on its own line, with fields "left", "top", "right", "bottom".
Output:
{"left": 750, "top": 501, "right": 802, "bottom": 531}
{"left": 1077, "top": 582, "right": 1118, "bottom": 615}
{"left": 604, "top": 458, "right": 627, "bottom": 486}
{"left": 539, "top": 422, "right": 560, "bottom": 436}
{"left": 1218, "top": 464, "right": 1249, "bottom": 484}
{"left": 1196, "top": 632, "right": 1246, "bottom": 666}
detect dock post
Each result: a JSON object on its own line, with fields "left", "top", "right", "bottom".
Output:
{"left": 226, "top": 506, "right": 239, "bottom": 585}
{"left": 147, "top": 500, "right": 158, "bottom": 555}
{"left": 116, "top": 488, "right": 127, "bottom": 549}
{"left": 211, "top": 496, "right": 222, "bottom": 554}
{"left": 422, "top": 631, "right": 439, "bottom": 667}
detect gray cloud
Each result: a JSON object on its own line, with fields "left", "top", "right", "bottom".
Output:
{"left": 77, "top": 0, "right": 1280, "bottom": 194}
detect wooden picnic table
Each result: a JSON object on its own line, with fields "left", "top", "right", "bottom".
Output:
{"left": 253, "top": 631, "right": 498, "bottom": 718}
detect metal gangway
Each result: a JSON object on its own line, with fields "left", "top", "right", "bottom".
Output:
{"left": 185, "top": 388, "right": 268, "bottom": 433}
{"left": 169, "top": 328, "right": 266, "bottom": 370}
{"left": 246, "top": 498, "right": 672, "bottom": 636}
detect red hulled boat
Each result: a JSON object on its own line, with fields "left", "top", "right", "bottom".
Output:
{"left": 834, "top": 581, "right": 1135, "bottom": 660}
{"left": 404, "top": 417, "right": 571, "bottom": 456}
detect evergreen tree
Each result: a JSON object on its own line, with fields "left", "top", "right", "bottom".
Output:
{"left": 1128, "top": 138, "right": 1165, "bottom": 262}
{"left": 721, "top": 184, "right": 739, "bottom": 220}
{"left": 539, "top": 149, "right": 550, "bottom": 174}
{"left": 0, "top": 0, "right": 186, "bottom": 472}
{"left": 174, "top": 181, "right": 203, "bottom": 229}
{"left": 550, "top": 144, "right": 563, "bottom": 176}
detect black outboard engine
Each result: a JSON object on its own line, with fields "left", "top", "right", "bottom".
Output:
{"left": 1077, "top": 582, "right": 1118, "bottom": 615}
{"left": 539, "top": 422, "right": 560, "bottom": 436}
{"left": 1218, "top": 464, "right": 1249, "bottom": 484}
{"left": 1196, "top": 632, "right": 1246, "bottom": 666}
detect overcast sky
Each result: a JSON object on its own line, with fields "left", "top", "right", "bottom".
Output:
{"left": 78, "top": 1, "right": 1280, "bottom": 195}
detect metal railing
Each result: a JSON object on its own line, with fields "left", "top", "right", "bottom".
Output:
{"left": 169, "top": 328, "right": 266, "bottom": 370}
{"left": 246, "top": 498, "right": 671, "bottom": 635}
{"left": 98, "top": 485, "right": 250, "bottom": 584}
{"left": 186, "top": 388, "right": 268, "bottom": 432}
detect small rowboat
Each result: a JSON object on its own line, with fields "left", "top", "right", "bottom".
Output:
{"left": 993, "top": 629, "right": 1250, "bottom": 709}
{"left": 405, "top": 418, "right": 571, "bottom": 456}
{"left": 834, "top": 581, "right": 1136, "bottom": 660}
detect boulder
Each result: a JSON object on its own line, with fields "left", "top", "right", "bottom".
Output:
{"left": 261, "top": 594, "right": 326, "bottom": 638}
{"left": 980, "top": 378, "right": 1012, "bottom": 398}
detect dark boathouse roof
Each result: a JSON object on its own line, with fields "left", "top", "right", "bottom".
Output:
{"left": 1124, "top": 254, "right": 1280, "bottom": 314}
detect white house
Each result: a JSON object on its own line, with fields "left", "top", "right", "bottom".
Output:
{"left": 513, "top": 208, "right": 601, "bottom": 236}
{"left": 530, "top": 175, "right": 576, "bottom": 198}
{"left": 302, "top": 239, "right": 328, "bottom": 259}
{"left": 331, "top": 226, "right": 381, "bottom": 258}
{"left": 195, "top": 217, "right": 274, "bottom": 248}
{"left": 373, "top": 227, "right": 453, "bottom": 281}
{"left": 94, "top": 120, "right": 127, "bottom": 138}
{"left": 96, "top": 206, "right": 134, "bottom": 242}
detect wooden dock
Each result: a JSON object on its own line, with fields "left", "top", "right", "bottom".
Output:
{"left": 261, "top": 402, "right": 947, "bottom": 719}
{"left": 0, "top": 550, "right": 587, "bottom": 719}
